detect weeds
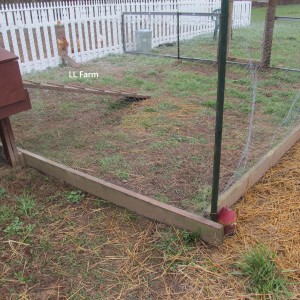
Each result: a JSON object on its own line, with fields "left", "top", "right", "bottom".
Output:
{"left": 65, "top": 190, "right": 85, "bottom": 204}
{"left": 3, "top": 217, "right": 24, "bottom": 236}
{"left": 17, "top": 194, "right": 37, "bottom": 217}
{"left": 0, "top": 188, "right": 6, "bottom": 198}
{"left": 238, "top": 244, "right": 290, "bottom": 298}
{"left": 187, "top": 186, "right": 212, "bottom": 213}
{"left": 0, "top": 205, "right": 16, "bottom": 225}
{"left": 156, "top": 229, "right": 198, "bottom": 270}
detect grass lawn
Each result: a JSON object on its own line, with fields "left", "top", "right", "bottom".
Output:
{"left": 1, "top": 5, "right": 300, "bottom": 299}
{"left": 151, "top": 5, "right": 300, "bottom": 69}
{"left": 11, "top": 52, "right": 300, "bottom": 214}
{"left": 1, "top": 141, "right": 299, "bottom": 298}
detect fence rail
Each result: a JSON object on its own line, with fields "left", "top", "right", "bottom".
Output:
{"left": 0, "top": 0, "right": 252, "bottom": 74}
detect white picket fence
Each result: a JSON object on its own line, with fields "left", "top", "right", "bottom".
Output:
{"left": 0, "top": 0, "right": 252, "bottom": 74}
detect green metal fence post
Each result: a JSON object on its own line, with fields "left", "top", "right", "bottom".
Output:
{"left": 210, "top": 0, "right": 229, "bottom": 221}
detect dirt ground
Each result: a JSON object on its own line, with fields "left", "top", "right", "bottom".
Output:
{"left": 11, "top": 55, "right": 300, "bottom": 214}
{"left": 0, "top": 139, "right": 300, "bottom": 299}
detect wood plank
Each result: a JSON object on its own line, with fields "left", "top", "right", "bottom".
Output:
{"left": 18, "top": 148, "right": 223, "bottom": 246}
{"left": 210, "top": 123, "right": 300, "bottom": 212}
{"left": 0, "top": 118, "right": 20, "bottom": 167}
{"left": 61, "top": 54, "right": 81, "bottom": 68}
{"left": 23, "top": 81, "right": 151, "bottom": 100}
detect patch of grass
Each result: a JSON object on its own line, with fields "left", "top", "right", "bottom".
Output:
{"left": 100, "top": 75, "right": 119, "bottom": 85}
{"left": 231, "top": 78, "right": 252, "bottom": 86}
{"left": 143, "top": 81, "right": 157, "bottom": 91}
{"left": 169, "top": 134, "right": 207, "bottom": 145}
{"left": 3, "top": 217, "right": 24, "bottom": 236}
{"left": 156, "top": 229, "right": 198, "bottom": 270}
{"left": 238, "top": 244, "right": 290, "bottom": 298}
{"left": 115, "top": 170, "right": 129, "bottom": 180}
{"left": 65, "top": 191, "right": 85, "bottom": 204}
{"left": 149, "top": 141, "right": 166, "bottom": 150}
{"left": 203, "top": 99, "right": 234, "bottom": 110}
{"left": 143, "top": 106, "right": 158, "bottom": 113}
{"left": 271, "top": 71, "right": 299, "bottom": 84}
{"left": 14, "top": 271, "right": 35, "bottom": 284}
{"left": 17, "top": 194, "right": 37, "bottom": 217}
{"left": 0, "top": 187, "right": 6, "bottom": 199}
{"left": 96, "top": 140, "right": 115, "bottom": 151}
{"left": 237, "top": 102, "right": 252, "bottom": 114}
{"left": 58, "top": 101, "right": 79, "bottom": 114}
{"left": 165, "top": 71, "right": 216, "bottom": 98}
{"left": 106, "top": 99, "right": 130, "bottom": 110}
{"left": 99, "top": 154, "right": 124, "bottom": 171}
{"left": 227, "top": 88, "right": 249, "bottom": 100}
{"left": 38, "top": 233, "right": 53, "bottom": 252}
{"left": 0, "top": 205, "right": 16, "bottom": 226}
{"left": 157, "top": 101, "right": 179, "bottom": 111}
{"left": 98, "top": 154, "right": 130, "bottom": 179}
{"left": 154, "top": 192, "right": 170, "bottom": 204}
{"left": 146, "top": 70, "right": 158, "bottom": 76}
{"left": 187, "top": 186, "right": 212, "bottom": 213}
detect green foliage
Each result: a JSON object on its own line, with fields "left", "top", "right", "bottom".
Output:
{"left": 3, "top": 215, "right": 36, "bottom": 238}
{"left": 203, "top": 99, "right": 234, "bottom": 110}
{"left": 165, "top": 71, "right": 216, "bottom": 98}
{"left": 187, "top": 186, "right": 212, "bottom": 214}
{"left": 100, "top": 75, "right": 118, "bottom": 85}
{"left": 98, "top": 154, "right": 124, "bottom": 171}
{"left": 227, "top": 88, "right": 249, "bottom": 100}
{"left": 116, "top": 170, "right": 129, "bottom": 180}
{"left": 106, "top": 99, "right": 130, "bottom": 110}
{"left": 96, "top": 140, "right": 115, "bottom": 151}
{"left": 156, "top": 229, "right": 199, "bottom": 270}
{"left": 157, "top": 101, "right": 179, "bottom": 111}
{"left": 65, "top": 191, "right": 84, "bottom": 204}
{"left": 0, "top": 205, "right": 16, "bottom": 226}
{"left": 142, "top": 81, "right": 157, "bottom": 91}
{"left": 238, "top": 244, "right": 290, "bottom": 298}
{"left": 143, "top": 106, "right": 158, "bottom": 113}
{"left": 180, "top": 231, "right": 200, "bottom": 244}
{"left": 14, "top": 271, "right": 34, "bottom": 284}
{"left": 17, "top": 194, "right": 37, "bottom": 217}
{"left": 0, "top": 187, "right": 6, "bottom": 199}
{"left": 154, "top": 192, "right": 170, "bottom": 204}
{"left": 4, "top": 217, "right": 24, "bottom": 236}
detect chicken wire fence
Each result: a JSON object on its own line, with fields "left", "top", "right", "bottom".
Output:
{"left": 220, "top": 6, "right": 300, "bottom": 196}
{"left": 10, "top": 3, "right": 300, "bottom": 217}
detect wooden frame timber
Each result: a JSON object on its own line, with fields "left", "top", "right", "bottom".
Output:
{"left": 207, "top": 123, "right": 300, "bottom": 212}
{"left": 17, "top": 148, "right": 224, "bottom": 246}
{"left": 23, "top": 80, "right": 151, "bottom": 100}
{"left": 0, "top": 118, "right": 20, "bottom": 167}
{"left": 2, "top": 123, "right": 299, "bottom": 245}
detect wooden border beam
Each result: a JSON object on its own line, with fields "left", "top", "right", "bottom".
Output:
{"left": 23, "top": 80, "right": 151, "bottom": 100}
{"left": 0, "top": 118, "right": 20, "bottom": 167}
{"left": 18, "top": 148, "right": 224, "bottom": 246}
{"left": 207, "top": 123, "right": 300, "bottom": 212}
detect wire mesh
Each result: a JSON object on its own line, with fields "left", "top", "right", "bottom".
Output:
{"left": 8, "top": 4, "right": 300, "bottom": 217}
{"left": 220, "top": 4, "right": 300, "bottom": 194}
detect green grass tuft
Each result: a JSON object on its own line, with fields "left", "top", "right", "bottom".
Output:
{"left": 65, "top": 191, "right": 85, "bottom": 204}
{"left": 0, "top": 187, "right": 6, "bottom": 199}
{"left": 238, "top": 244, "right": 290, "bottom": 298}
{"left": 17, "top": 194, "right": 37, "bottom": 217}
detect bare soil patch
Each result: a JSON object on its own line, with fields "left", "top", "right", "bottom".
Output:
{"left": 10, "top": 55, "right": 300, "bottom": 214}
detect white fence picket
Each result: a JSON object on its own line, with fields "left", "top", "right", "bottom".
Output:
{"left": 0, "top": 0, "right": 251, "bottom": 74}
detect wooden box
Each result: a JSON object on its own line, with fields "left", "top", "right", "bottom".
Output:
{"left": 0, "top": 48, "right": 31, "bottom": 119}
